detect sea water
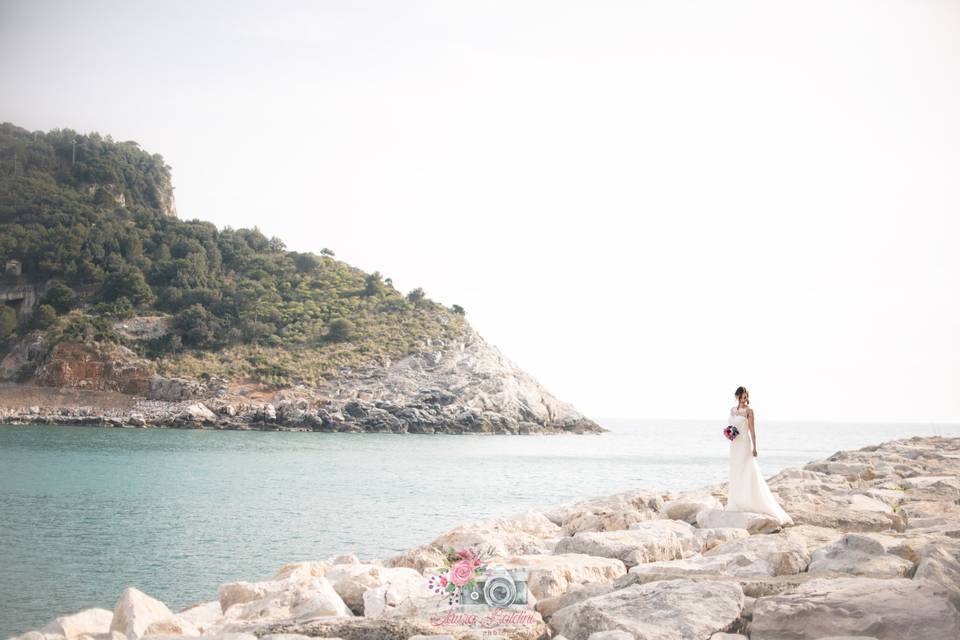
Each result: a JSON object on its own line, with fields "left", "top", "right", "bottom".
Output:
{"left": 1, "top": 418, "right": 958, "bottom": 637}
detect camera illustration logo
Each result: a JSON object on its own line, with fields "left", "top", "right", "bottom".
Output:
{"left": 426, "top": 545, "right": 535, "bottom": 629}
{"left": 459, "top": 563, "right": 528, "bottom": 608}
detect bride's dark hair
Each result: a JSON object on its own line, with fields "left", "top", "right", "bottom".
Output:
{"left": 735, "top": 386, "right": 749, "bottom": 404}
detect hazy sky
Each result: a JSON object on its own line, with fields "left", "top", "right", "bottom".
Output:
{"left": 2, "top": 1, "right": 958, "bottom": 423}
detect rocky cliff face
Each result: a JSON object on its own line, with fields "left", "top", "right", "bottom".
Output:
{"left": 313, "top": 324, "right": 599, "bottom": 433}
{"left": 156, "top": 175, "right": 177, "bottom": 217}
{"left": 0, "top": 322, "right": 602, "bottom": 434}
{"left": 33, "top": 342, "right": 154, "bottom": 395}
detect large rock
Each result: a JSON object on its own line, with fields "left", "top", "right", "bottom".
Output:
{"left": 216, "top": 576, "right": 352, "bottom": 627}
{"left": 140, "top": 635, "right": 254, "bottom": 640}
{"left": 360, "top": 567, "right": 435, "bottom": 618}
{"left": 553, "top": 522, "right": 693, "bottom": 568}
{"left": 751, "top": 577, "right": 960, "bottom": 639}
{"left": 779, "top": 524, "right": 844, "bottom": 554}
{"left": 702, "top": 535, "right": 809, "bottom": 575}
{"left": 387, "top": 510, "right": 562, "bottom": 572}
{"left": 629, "top": 553, "right": 765, "bottom": 579}
{"left": 175, "top": 601, "right": 222, "bottom": 634}
{"left": 693, "top": 528, "right": 750, "bottom": 553}
{"left": 543, "top": 490, "right": 665, "bottom": 534}
{"left": 383, "top": 545, "right": 447, "bottom": 574}
{"left": 695, "top": 509, "right": 782, "bottom": 534}
{"left": 914, "top": 545, "right": 960, "bottom": 611}
{"left": 629, "top": 534, "right": 808, "bottom": 579}
{"left": 177, "top": 402, "right": 217, "bottom": 425}
{"left": 78, "top": 632, "right": 126, "bottom": 640}
{"left": 215, "top": 562, "right": 336, "bottom": 614}
{"left": 766, "top": 469, "right": 905, "bottom": 532}
{"left": 804, "top": 459, "right": 896, "bottom": 482}
{"left": 586, "top": 632, "right": 632, "bottom": 640}
{"left": 662, "top": 490, "right": 723, "bottom": 524}
{"left": 325, "top": 563, "right": 386, "bottom": 613}
{"left": 219, "top": 580, "right": 291, "bottom": 612}
{"left": 256, "top": 610, "right": 548, "bottom": 640}
{"left": 148, "top": 376, "right": 203, "bottom": 401}
{"left": 620, "top": 570, "right": 861, "bottom": 600}
{"left": 270, "top": 561, "right": 331, "bottom": 582}
{"left": 808, "top": 533, "right": 915, "bottom": 577}
{"left": 627, "top": 519, "right": 705, "bottom": 556}
{"left": 110, "top": 588, "right": 196, "bottom": 639}
{"left": 536, "top": 583, "right": 615, "bottom": 619}
{"left": 40, "top": 608, "right": 114, "bottom": 639}
{"left": 487, "top": 554, "right": 627, "bottom": 600}
{"left": 549, "top": 579, "right": 744, "bottom": 640}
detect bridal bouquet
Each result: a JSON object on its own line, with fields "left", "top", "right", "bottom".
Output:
{"left": 723, "top": 425, "right": 739, "bottom": 441}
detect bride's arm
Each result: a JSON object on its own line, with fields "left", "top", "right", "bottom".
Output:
{"left": 748, "top": 408, "right": 758, "bottom": 457}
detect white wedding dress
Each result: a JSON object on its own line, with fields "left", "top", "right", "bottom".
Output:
{"left": 726, "top": 406, "right": 793, "bottom": 525}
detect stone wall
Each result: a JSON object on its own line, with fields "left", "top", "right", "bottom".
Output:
{"left": 0, "top": 282, "right": 49, "bottom": 321}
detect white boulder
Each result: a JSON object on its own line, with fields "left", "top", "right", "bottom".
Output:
{"left": 550, "top": 579, "right": 744, "bottom": 640}
{"left": 751, "top": 577, "right": 960, "bottom": 639}
{"left": 488, "top": 553, "right": 626, "bottom": 600}
{"left": 40, "top": 609, "right": 114, "bottom": 640}
{"left": 110, "top": 588, "right": 196, "bottom": 639}
{"left": 695, "top": 509, "right": 783, "bottom": 534}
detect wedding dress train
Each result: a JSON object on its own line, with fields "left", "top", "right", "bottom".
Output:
{"left": 726, "top": 406, "right": 793, "bottom": 525}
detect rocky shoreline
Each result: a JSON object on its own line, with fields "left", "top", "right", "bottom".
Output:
{"left": 8, "top": 436, "right": 960, "bottom": 640}
{"left": 0, "top": 326, "right": 605, "bottom": 435}
{"left": 0, "top": 395, "right": 600, "bottom": 434}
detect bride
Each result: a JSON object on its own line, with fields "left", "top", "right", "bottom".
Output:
{"left": 726, "top": 386, "right": 793, "bottom": 526}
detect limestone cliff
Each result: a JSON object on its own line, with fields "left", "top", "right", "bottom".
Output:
{"left": 310, "top": 324, "right": 600, "bottom": 433}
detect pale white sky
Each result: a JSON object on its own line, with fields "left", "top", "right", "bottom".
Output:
{"left": 2, "top": 1, "right": 958, "bottom": 423}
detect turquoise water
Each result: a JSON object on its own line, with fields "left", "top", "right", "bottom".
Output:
{"left": 2, "top": 418, "right": 959, "bottom": 637}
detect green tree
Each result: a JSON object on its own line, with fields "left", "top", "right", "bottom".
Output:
{"left": 451, "top": 304, "right": 465, "bottom": 315}
{"left": 364, "top": 271, "right": 386, "bottom": 296}
{"left": 92, "top": 187, "right": 116, "bottom": 208}
{"left": 327, "top": 317, "right": 355, "bottom": 342}
{"left": 406, "top": 287, "right": 426, "bottom": 305}
{"left": 44, "top": 280, "right": 76, "bottom": 314}
{"left": 173, "top": 303, "right": 219, "bottom": 348}
{"left": 291, "top": 252, "right": 320, "bottom": 273}
{"left": 32, "top": 304, "right": 58, "bottom": 329}
{"left": 0, "top": 306, "right": 16, "bottom": 338}
{"left": 93, "top": 296, "right": 134, "bottom": 319}
{"left": 102, "top": 267, "right": 154, "bottom": 306}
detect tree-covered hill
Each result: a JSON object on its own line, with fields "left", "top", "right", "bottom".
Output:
{"left": 0, "top": 122, "right": 465, "bottom": 386}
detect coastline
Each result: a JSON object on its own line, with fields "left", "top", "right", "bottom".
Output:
{"left": 0, "top": 326, "right": 605, "bottom": 436}
{"left": 7, "top": 435, "right": 960, "bottom": 640}
{"left": 0, "top": 383, "right": 604, "bottom": 435}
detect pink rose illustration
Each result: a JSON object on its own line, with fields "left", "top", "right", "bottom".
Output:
{"left": 449, "top": 560, "right": 475, "bottom": 586}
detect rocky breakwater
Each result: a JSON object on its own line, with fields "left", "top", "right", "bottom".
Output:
{"left": 0, "top": 325, "right": 602, "bottom": 434}
{"left": 9, "top": 436, "right": 960, "bottom": 640}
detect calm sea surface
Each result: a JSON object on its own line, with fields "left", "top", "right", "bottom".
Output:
{"left": 2, "top": 418, "right": 959, "bottom": 637}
